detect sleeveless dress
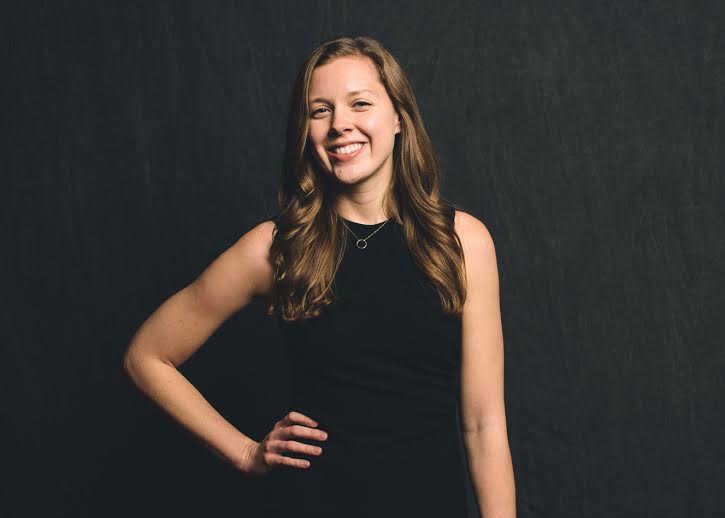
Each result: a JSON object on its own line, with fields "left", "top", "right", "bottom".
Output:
{"left": 269, "top": 214, "right": 470, "bottom": 517}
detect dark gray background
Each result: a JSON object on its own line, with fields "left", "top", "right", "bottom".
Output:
{"left": 2, "top": 1, "right": 723, "bottom": 517}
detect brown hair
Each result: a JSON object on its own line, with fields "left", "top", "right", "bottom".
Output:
{"left": 266, "top": 35, "right": 467, "bottom": 322}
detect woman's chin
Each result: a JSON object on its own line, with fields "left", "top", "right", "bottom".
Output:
{"left": 332, "top": 169, "right": 370, "bottom": 186}
{"left": 315, "top": 165, "right": 360, "bottom": 187}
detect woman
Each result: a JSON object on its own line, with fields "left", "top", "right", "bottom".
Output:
{"left": 124, "top": 36, "right": 515, "bottom": 517}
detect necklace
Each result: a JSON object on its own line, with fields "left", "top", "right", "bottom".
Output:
{"left": 340, "top": 218, "right": 390, "bottom": 249}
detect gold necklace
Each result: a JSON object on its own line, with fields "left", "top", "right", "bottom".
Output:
{"left": 340, "top": 218, "right": 390, "bottom": 249}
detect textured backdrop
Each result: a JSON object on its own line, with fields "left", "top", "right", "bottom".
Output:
{"left": 2, "top": 1, "right": 723, "bottom": 517}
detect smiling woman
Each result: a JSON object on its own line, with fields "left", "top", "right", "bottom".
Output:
{"left": 257, "top": 36, "right": 515, "bottom": 517}
{"left": 269, "top": 37, "right": 467, "bottom": 321}
{"left": 306, "top": 56, "right": 401, "bottom": 186}
{"left": 123, "top": 35, "right": 514, "bottom": 518}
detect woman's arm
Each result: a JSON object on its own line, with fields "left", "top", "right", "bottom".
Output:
{"left": 455, "top": 211, "right": 516, "bottom": 518}
{"left": 123, "top": 220, "right": 276, "bottom": 474}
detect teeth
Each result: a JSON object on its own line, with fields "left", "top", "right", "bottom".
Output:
{"left": 332, "top": 142, "right": 364, "bottom": 155}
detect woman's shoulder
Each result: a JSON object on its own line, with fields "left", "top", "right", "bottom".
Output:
{"left": 246, "top": 219, "right": 277, "bottom": 295}
{"left": 215, "top": 218, "right": 277, "bottom": 300}
{"left": 180, "top": 219, "right": 276, "bottom": 325}
{"left": 236, "top": 218, "right": 276, "bottom": 255}
{"left": 453, "top": 209, "right": 495, "bottom": 250}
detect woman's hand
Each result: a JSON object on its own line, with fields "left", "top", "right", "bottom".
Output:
{"left": 241, "top": 411, "right": 328, "bottom": 477}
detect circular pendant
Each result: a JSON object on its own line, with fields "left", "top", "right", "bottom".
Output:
{"left": 356, "top": 238, "right": 368, "bottom": 249}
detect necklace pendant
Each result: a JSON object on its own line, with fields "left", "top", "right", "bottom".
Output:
{"left": 355, "top": 238, "right": 368, "bottom": 249}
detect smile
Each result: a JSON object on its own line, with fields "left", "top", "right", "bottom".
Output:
{"left": 327, "top": 142, "right": 366, "bottom": 162}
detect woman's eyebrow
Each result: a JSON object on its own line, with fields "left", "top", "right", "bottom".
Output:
{"left": 310, "top": 89, "right": 377, "bottom": 103}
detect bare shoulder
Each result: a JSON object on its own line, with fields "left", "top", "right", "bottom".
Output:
{"left": 232, "top": 218, "right": 276, "bottom": 263}
{"left": 188, "top": 219, "right": 276, "bottom": 321}
{"left": 224, "top": 219, "right": 277, "bottom": 297}
{"left": 453, "top": 210, "right": 498, "bottom": 300}
{"left": 453, "top": 209, "right": 495, "bottom": 253}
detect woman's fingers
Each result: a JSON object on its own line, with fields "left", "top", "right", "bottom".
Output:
{"left": 265, "top": 411, "right": 328, "bottom": 469}
{"left": 269, "top": 438, "right": 324, "bottom": 456}
{"left": 265, "top": 451, "right": 312, "bottom": 469}
{"left": 281, "top": 410, "right": 319, "bottom": 428}
{"left": 282, "top": 423, "right": 328, "bottom": 442}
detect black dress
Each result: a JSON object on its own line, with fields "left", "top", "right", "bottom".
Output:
{"left": 269, "top": 214, "right": 470, "bottom": 517}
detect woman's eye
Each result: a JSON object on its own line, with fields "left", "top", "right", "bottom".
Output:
{"left": 311, "top": 102, "right": 370, "bottom": 116}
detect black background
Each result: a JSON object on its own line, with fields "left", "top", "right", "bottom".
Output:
{"left": 2, "top": 2, "right": 723, "bottom": 517}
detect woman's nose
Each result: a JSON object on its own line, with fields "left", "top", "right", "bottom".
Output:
{"left": 330, "top": 111, "right": 354, "bottom": 133}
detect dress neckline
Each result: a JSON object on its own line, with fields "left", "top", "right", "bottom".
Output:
{"left": 340, "top": 216, "right": 391, "bottom": 227}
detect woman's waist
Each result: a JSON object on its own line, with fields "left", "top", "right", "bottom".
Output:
{"left": 293, "top": 386, "right": 457, "bottom": 426}
{"left": 291, "top": 395, "right": 460, "bottom": 448}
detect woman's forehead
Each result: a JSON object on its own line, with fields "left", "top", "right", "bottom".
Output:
{"left": 308, "top": 57, "right": 381, "bottom": 97}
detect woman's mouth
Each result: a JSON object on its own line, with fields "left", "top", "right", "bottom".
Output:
{"left": 327, "top": 142, "right": 366, "bottom": 162}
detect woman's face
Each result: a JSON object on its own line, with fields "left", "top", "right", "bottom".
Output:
{"left": 307, "top": 56, "right": 401, "bottom": 188}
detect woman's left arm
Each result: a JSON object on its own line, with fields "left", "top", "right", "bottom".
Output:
{"left": 456, "top": 211, "right": 516, "bottom": 518}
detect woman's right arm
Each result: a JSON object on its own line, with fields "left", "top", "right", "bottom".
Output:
{"left": 122, "top": 220, "right": 276, "bottom": 474}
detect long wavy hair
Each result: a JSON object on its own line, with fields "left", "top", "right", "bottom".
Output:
{"left": 266, "top": 35, "right": 467, "bottom": 323}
